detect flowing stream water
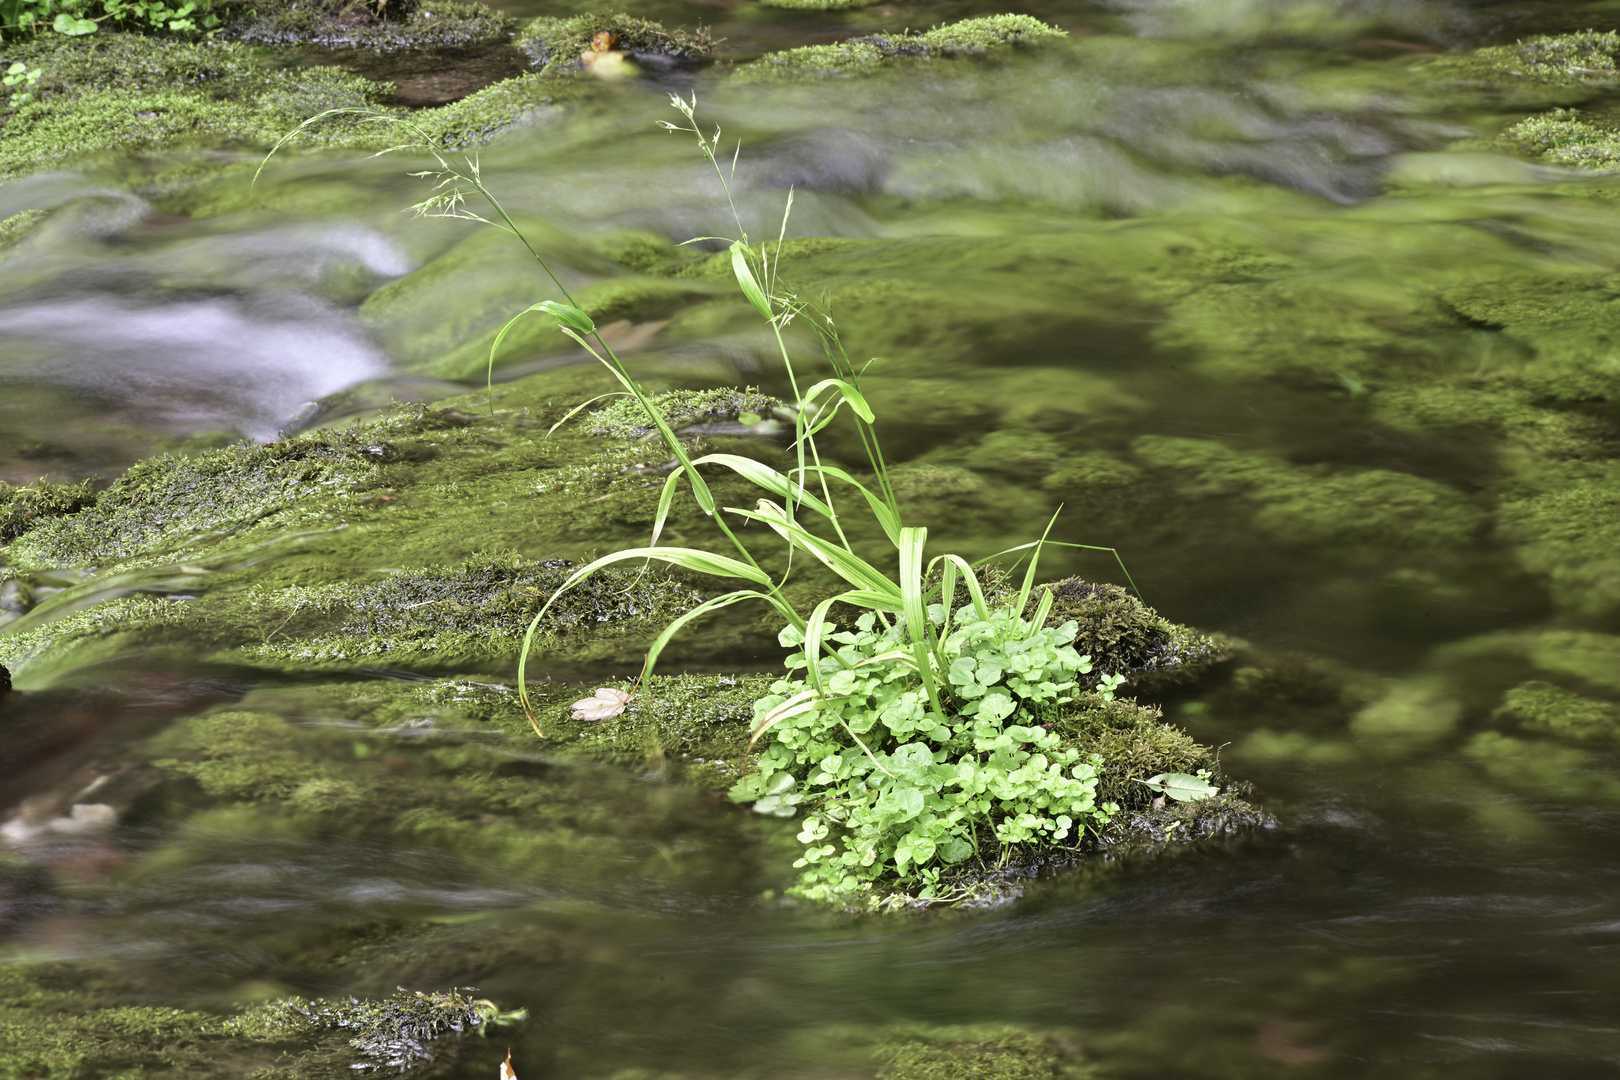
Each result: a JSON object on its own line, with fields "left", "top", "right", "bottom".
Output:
{"left": 6, "top": 0, "right": 1620, "bottom": 1076}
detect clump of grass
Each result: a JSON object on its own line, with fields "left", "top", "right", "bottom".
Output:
{"left": 262, "top": 89, "right": 1154, "bottom": 906}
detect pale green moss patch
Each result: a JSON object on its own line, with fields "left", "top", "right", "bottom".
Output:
{"left": 1495, "top": 680, "right": 1620, "bottom": 742}
{"left": 1498, "top": 473, "right": 1620, "bottom": 618}
{"left": 733, "top": 15, "right": 1066, "bottom": 81}
{"left": 0, "top": 34, "right": 391, "bottom": 180}
{"left": 585, "top": 387, "right": 791, "bottom": 439}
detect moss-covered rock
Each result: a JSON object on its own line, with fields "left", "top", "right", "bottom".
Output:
{"left": 1495, "top": 680, "right": 1620, "bottom": 742}
{"left": 227, "top": 0, "right": 514, "bottom": 50}
{"left": 1421, "top": 31, "right": 1620, "bottom": 94}
{"left": 0, "top": 477, "right": 95, "bottom": 544}
{"left": 514, "top": 12, "right": 712, "bottom": 75}
{"left": 0, "top": 33, "right": 393, "bottom": 180}
{"left": 732, "top": 16, "right": 1067, "bottom": 81}
{"left": 1497, "top": 469, "right": 1620, "bottom": 618}
{"left": 1029, "top": 578, "right": 1228, "bottom": 687}
{"left": 0, "top": 966, "right": 519, "bottom": 1080}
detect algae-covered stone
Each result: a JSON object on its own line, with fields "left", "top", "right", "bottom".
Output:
{"left": 732, "top": 16, "right": 1066, "bottom": 81}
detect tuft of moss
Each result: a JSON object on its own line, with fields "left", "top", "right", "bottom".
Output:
{"left": 917, "top": 14, "right": 1068, "bottom": 54}
{"left": 232, "top": 986, "right": 511, "bottom": 1073}
{"left": 514, "top": 12, "right": 713, "bottom": 74}
{"left": 0, "top": 208, "right": 47, "bottom": 252}
{"left": 1497, "top": 474, "right": 1620, "bottom": 618}
{"left": 0, "top": 477, "right": 96, "bottom": 543}
{"left": 1030, "top": 577, "right": 1227, "bottom": 685}
{"left": 1495, "top": 680, "right": 1620, "bottom": 742}
{"left": 1498, "top": 107, "right": 1620, "bottom": 169}
{"left": 733, "top": 15, "right": 1066, "bottom": 81}
{"left": 585, "top": 387, "right": 791, "bottom": 439}
{"left": 872, "top": 1024, "right": 1096, "bottom": 1080}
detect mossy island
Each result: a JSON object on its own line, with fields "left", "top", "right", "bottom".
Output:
{"left": 8, "top": 7, "right": 1620, "bottom": 1080}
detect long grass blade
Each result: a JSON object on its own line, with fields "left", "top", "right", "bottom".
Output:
{"left": 692, "top": 453, "right": 833, "bottom": 519}
{"left": 1015, "top": 508, "right": 1063, "bottom": 614}
{"left": 649, "top": 468, "right": 685, "bottom": 548}
{"left": 641, "top": 589, "right": 773, "bottom": 682}
{"left": 726, "top": 501, "right": 897, "bottom": 596}
{"left": 730, "top": 241, "right": 773, "bottom": 320}
{"left": 803, "top": 378, "right": 876, "bottom": 422}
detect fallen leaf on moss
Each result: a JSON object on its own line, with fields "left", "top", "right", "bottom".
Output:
{"left": 571, "top": 688, "right": 632, "bottom": 721}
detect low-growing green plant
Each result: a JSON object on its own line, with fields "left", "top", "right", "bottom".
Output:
{"left": 735, "top": 605, "right": 1115, "bottom": 901}
{"left": 1, "top": 0, "right": 217, "bottom": 37}
{"left": 3, "top": 59, "right": 39, "bottom": 104}
{"left": 262, "top": 92, "right": 1137, "bottom": 904}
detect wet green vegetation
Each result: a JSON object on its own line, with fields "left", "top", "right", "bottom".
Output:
{"left": 11, "top": 6, "right": 1620, "bottom": 1079}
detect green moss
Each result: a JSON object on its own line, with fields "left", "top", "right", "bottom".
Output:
{"left": 1349, "top": 678, "right": 1462, "bottom": 747}
{"left": 872, "top": 1024, "right": 1097, "bottom": 1080}
{"left": 1465, "top": 731, "right": 1620, "bottom": 803}
{"left": 0, "top": 963, "right": 517, "bottom": 1080}
{"left": 585, "top": 388, "right": 791, "bottom": 439}
{"left": 0, "top": 966, "right": 227, "bottom": 1080}
{"left": 757, "top": 0, "right": 877, "bottom": 10}
{"left": 230, "top": 0, "right": 514, "bottom": 49}
{"left": 732, "top": 16, "right": 1066, "bottom": 81}
{"left": 232, "top": 987, "right": 514, "bottom": 1074}
{"left": 916, "top": 15, "right": 1067, "bottom": 54}
{"left": 1371, "top": 385, "right": 1615, "bottom": 461}
{"left": 411, "top": 72, "right": 588, "bottom": 149}
{"left": 235, "top": 552, "right": 699, "bottom": 669}
{"left": 0, "top": 34, "right": 390, "bottom": 179}
{"left": 1131, "top": 436, "right": 1484, "bottom": 552}
{"left": 514, "top": 12, "right": 712, "bottom": 74}
{"left": 1030, "top": 577, "right": 1226, "bottom": 685}
{"left": 1497, "top": 473, "right": 1620, "bottom": 617}
{"left": 1056, "top": 694, "right": 1210, "bottom": 810}
{"left": 1423, "top": 32, "right": 1620, "bottom": 90}
{"left": 3, "top": 429, "right": 386, "bottom": 571}
{"left": 1499, "top": 107, "right": 1620, "bottom": 168}
{"left": 0, "top": 207, "right": 46, "bottom": 251}
{"left": 1495, "top": 680, "right": 1620, "bottom": 741}
{"left": 0, "top": 476, "right": 95, "bottom": 543}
